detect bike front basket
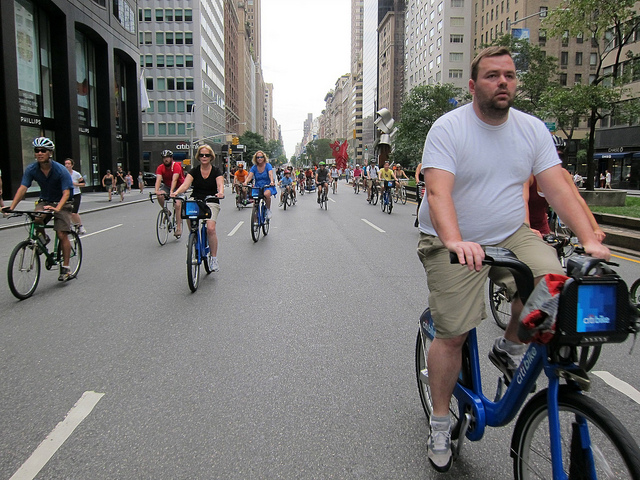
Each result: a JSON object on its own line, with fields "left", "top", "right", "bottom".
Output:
{"left": 182, "top": 200, "right": 211, "bottom": 219}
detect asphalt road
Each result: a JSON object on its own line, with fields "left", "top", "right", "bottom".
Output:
{"left": 1, "top": 185, "right": 639, "bottom": 479}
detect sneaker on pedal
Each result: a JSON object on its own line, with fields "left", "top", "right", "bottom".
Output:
{"left": 78, "top": 226, "right": 87, "bottom": 235}
{"left": 266, "top": 209, "right": 272, "bottom": 220}
{"left": 489, "top": 337, "right": 526, "bottom": 382}
{"left": 428, "top": 417, "right": 453, "bottom": 472}
{"left": 58, "top": 267, "right": 73, "bottom": 282}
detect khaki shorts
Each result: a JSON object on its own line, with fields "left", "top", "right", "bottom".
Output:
{"left": 206, "top": 202, "right": 221, "bottom": 223}
{"left": 417, "top": 224, "right": 564, "bottom": 338}
{"left": 35, "top": 201, "right": 73, "bottom": 233}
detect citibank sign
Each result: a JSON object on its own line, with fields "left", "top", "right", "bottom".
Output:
{"left": 175, "top": 143, "right": 190, "bottom": 150}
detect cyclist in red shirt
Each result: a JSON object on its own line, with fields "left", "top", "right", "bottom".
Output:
{"left": 155, "top": 149, "right": 185, "bottom": 237}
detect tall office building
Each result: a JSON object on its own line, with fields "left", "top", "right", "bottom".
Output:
{"left": 350, "top": 0, "right": 364, "bottom": 163}
{"left": 378, "top": 0, "right": 405, "bottom": 120}
{"left": 139, "top": 0, "right": 225, "bottom": 170}
{"left": 0, "top": 0, "right": 141, "bottom": 197}
{"left": 404, "top": 0, "right": 472, "bottom": 93}
{"left": 361, "top": 0, "right": 378, "bottom": 162}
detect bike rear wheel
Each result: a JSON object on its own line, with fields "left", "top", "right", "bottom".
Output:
{"left": 400, "top": 185, "right": 407, "bottom": 204}
{"left": 388, "top": 192, "right": 393, "bottom": 214}
{"left": 262, "top": 202, "right": 270, "bottom": 235}
{"left": 251, "top": 205, "right": 261, "bottom": 242}
{"left": 630, "top": 278, "right": 640, "bottom": 305}
{"left": 156, "top": 210, "right": 170, "bottom": 245}
{"left": 371, "top": 188, "right": 378, "bottom": 205}
{"left": 512, "top": 386, "right": 640, "bottom": 479}
{"left": 488, "top": 279, "right": 511, "bottom": 330}
{"left": 56, "top": 230, "right": 83, "bottom": 278}
{"left": 8, "top": 241, "right": 41, "bottom": 300}
{"left": 187, "top": 233, "right": 200, "bottom": 292}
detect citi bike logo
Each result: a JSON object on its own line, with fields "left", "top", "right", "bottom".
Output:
{"left": 583, "top": 315, "right": 612, "bottom": 326}
{"left": 516, "top": 348, "right": 537, "bottom": 385}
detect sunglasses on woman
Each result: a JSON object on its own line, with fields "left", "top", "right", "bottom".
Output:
{"left": 34, "top": 148, "right": 49, "bottom": 153}
{"left": 199, "top": 153, "right": 212, "bottom": 158}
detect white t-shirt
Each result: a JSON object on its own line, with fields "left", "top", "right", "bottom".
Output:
{"left": 368, "top": 165, "right": 379, "bottom": 179}
{"left": 70, "top": 170, "right": 84, "bottom": 196}
{"left": 418, "top": 103, "right": 560, "bottom": 244}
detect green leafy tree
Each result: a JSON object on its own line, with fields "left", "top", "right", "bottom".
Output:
{"left": 493, "top": 35, "right": 560, "bottom": 115}
{"left": 393, "top": 84, "right": 466, "bottom": 167}
{"left": 544, "top": 0, "right": 640, "bottom": 189}
{"left": 304, "top": 138, "right": 333, "bottom": 165}
{"left": 239, "top": 131, "right": 267, "bottom": 163}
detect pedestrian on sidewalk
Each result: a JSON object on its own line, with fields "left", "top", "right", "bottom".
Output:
{"left": 64, "top": 158, "right": 87, "bottom": 234}
{"left": 126, "top": 171, "right": 133, "bottom": 193}
{"left": 605, "top": 170, "right": 612, "bottom": 189}
{"left": 138, "top": 171, "right": 144, "bottom": 193}
{"left": 115, "top": 166, "right": 126, "bottom": 201}
{"left": 102, "top": 170, "right": 114, "bottom": 201}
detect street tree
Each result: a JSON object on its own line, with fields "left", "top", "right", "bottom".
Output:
{"left": 239, "top": 131, "right": 268, "bottom": 163}
{"left": 393, "top": 83, "right": 465, "bottom": 167}
{"left": 544, "top": 0, "right": 640, "bottom": 189}
{"left": 304, "top": 138, "right": 333, "bottom": 165}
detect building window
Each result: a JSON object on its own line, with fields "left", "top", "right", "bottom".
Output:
{"left": 451, "top": 0, "right": 464, "bottom": 6}
{"left": 450, "top": 52, "right": 464, "bottom": 62}
{"left": 175, "top": 32, "right": 183, "bottom": 45}
{"left": 450, "top": 33, "right": 464, "bottom": 43}
{"left": 156, "top": 55, "right": 164, "bottom": 67}
{"left": 450, "top": 16, "right": 465, "bottom": 26}
{"left": 165, "top": 32, "right": 173, "bottom": 45}
{"left": 177, "top": 101, "right": 185, "bottom": 113}
{"left": 167, "top": 78, "right": 175, "bottom": 90}
{"left": 158, "top": 123, "right": 167, "bottom": 136}
{"left": 178, "top": 123, "right": 186, "bottom": 135}
{"left": 155, "top": 8, "right": 163, "bottom": 21}
{"left": 113, "top": 0, "right": 136, "bottom": 33}
{"left": 176, "top": 78, "right": 185, "bottom": 90}
{"left": 144, "top": 32, "right": 152, "bottom": 44}
{"left": 157, "top": 100, "right": 166, "bottom": 113}
{"left": 147, "top": 123, "right": 155, "bottom": 135}
{"left": 562, "top": 30, "right": 569, "bottom": 47}
{"left": 165, "top": 9, "right": 173, "bottom": 21}
{"left": 577, "top": 32, "right": 584, "bottom": 44}
{"left": 538, "top": 29, "right": 546, "bottom": 46}
{"left": 559, "top": 73, "right": 567, "bottom": 86}
{"left": 560, "top": 51, "right": 568, "bottom": 66}
{"left": 186, "top": 78, "right": 194, "bottom": 90}
{"left": 185, "top": 9, "right": 192, "bottom": 21}
{"left": 175, "top": 55, "right": 184, "bottom": 67}
{"left": 174, "top": 9, "right": 183, "bottom": 21}
{"left": 168, "top": 123, "right": 176, "bottom": 135}
{"left": 147, "top": 101, "right": 154, "bottom": 113}
{"left": 146, "top": 77, "right": 153, "bottom": 91}
{"left": 185, "top": 32, "right": 193, "bottom": 45}
{"left": 157, "top": 78, "right": 166, "bottom": 91}
{"left": 166, "top": 55, "right": 174, "bottom": 67}
{"left": 156, "top": 32, "right": 164, "bottom": 45}
{"left": 143, "top": 8, "right": 151, "bottom": 21}
{"left": 575, "top": 73, "right": 582, "bottom": 85}
{"left": 185, "top": 55, "right": 193, "bottom": 67}
{"left": 449, "top": 69, "right": 463, "bottom": 78}
{"left": 590, "top": 52, "right": 598, "bottom": 66}
{"left": 575, "top": 52, "right": 583, "bottom": 65}
{"left": 167, "top": 101, "right": 175, "bottom": 113}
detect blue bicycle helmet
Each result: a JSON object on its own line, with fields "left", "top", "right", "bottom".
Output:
{"left": 32, "top": 137, "right": 55, "bottom": 151}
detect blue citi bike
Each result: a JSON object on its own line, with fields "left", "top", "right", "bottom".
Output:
{"left": 380, "top": 180, "right": 394, "bottom": 214}
{"left": 416, "top": 247, "right": 640, "bottom": 478}
{"left": 250, "top": 185, "right": 276, "bottom": 242}
{"left": 182, "top": 195, "right": 223, "bottom": 292}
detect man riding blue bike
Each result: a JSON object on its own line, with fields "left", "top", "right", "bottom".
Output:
{"left": 416, "top": 46, "right": 610, "bottom": 472}
{"left": 3, "top": 137, "right": 75, "bottom": 281}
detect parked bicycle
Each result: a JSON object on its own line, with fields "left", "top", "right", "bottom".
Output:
{"left": 182, "top": 195, "right": 223, "bottom": 292}
{"left": 149, "top": 192, "right": 184, "bottom": 245}
{"left": 416, "top": 247, "right": 640, "bottom": 478}
{"left": 393, "top": 179, "right": 408, "bottom": 204}
{"left": 380, "top": 180, "right": 394, "bottom": 214}
{"left": 251, "top": 185, "right": 276, "bottom": 242}
{"left": 4, "top": 211, "right": 82, "bottom": 299}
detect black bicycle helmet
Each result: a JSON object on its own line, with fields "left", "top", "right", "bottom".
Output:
{"left": 552, "top": 135, "right": 565, "bottom": 150}
{"left": 161, "top": 149, "right": 173, "bottom": 157}
{"left": 33, "top": 137, "right": 55, "bottom": 151}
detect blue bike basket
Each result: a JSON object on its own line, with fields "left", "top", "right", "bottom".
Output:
{"left": 184, "top": 201, "right": 200, "bottom": 217}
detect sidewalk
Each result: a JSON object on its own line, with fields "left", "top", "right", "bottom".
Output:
{"left": 0, "top": 190, "right": 149, "bottom": 231}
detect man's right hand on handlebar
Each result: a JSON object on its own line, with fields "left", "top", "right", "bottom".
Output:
{"left": 448, "top": 241, "right": 485, "bottom": 272}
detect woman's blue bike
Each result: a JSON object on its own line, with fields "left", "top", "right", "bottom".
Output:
{"left": 380, "top": 180, "right": 394, "bottom": 214}
{"left": 182, "top": 195, "right": 222, "bottom": 292}
{"left": 251, "top": 185, "right": 275, "bottom": 242}
{"left": 416, "top": 247, "right": 640, "bottom": 478}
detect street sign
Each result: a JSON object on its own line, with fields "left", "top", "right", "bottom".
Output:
{"left": 545, "top": 122, "right": 556, "bottom": 132}
{"left": 212, "top": 138, "right": 222, "bottom": 143}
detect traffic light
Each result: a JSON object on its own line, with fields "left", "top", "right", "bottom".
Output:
{"left": 232, "top": 136, "right": 239, "bottom": 145}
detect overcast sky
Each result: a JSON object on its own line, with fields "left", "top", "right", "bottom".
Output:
{"left": 261, "top": 0, "right": 352, "bottom": 158}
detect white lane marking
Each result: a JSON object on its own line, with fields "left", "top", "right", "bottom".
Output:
{"left": 361, "top": 219, "right": 385, "bottom": 233}
{"left": 10, "top": 391, "right": 105, "bottom": 480}
{"left": 329, "top": 198, "right": 336, "bottom": 203}
{"left": 592, "top": 371, "right": 640, "bottom": 404}
{"left": 80, "top": 224, "right": 123, "bottom": 238}
{"left": 228, "top": 221, "right": 244, "bottom": 236}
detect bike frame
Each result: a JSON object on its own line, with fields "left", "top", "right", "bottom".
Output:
{"left": 421, "top": 308, "right": 597, "bottom": 479}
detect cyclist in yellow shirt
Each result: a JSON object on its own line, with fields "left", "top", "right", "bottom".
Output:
{"left": 379, "top": 161, "right": 398, "bottom": 199}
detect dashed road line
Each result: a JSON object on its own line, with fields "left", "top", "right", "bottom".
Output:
{"left": 10, "top": 391, "right": 105, "bottom": 480}
{"left": 592, "top": 371, "right": 640, "bottom": 404}
{"left": 80, "top": 224, "right": 123, "bottom": 238}
{"left": 228, "top": 221, "right": 244, "bottom": 236}
{"left": 361, "top": 219, "right": 385, "bottom": 233}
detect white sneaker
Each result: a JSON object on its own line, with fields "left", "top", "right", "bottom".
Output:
{"left": 428, "top": 420, "right": 453, "bottom": 472}
{"left": 78, "top": 226, "right": 87, "bottom": 235}
{"left": 210, "top": 256, "right": 219, "bottom": 272}
{"left": 266, "top": 209, "right": 272, "bottom": 220}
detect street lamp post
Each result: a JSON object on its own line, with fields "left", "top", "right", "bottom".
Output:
{"left": 506, "top": 10, "right": 547, "bottom": 32}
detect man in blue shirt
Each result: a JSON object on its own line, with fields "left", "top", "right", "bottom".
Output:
{"left": 278, "top": 169, "right": 295, "bottom": 206}
{"left": 4, "top": 137, "right": 75, "bottom": 281}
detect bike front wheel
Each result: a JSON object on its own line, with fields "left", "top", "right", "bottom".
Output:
{"left": 156, "top": 210, "right": 170, "bottom": 245}
{"left": 488, "top": 279, "right": 511, "bottom": 330}
{"left": 8, "top": 241, "right": 41, "bottom": 300}
{"left": 251, "top": 205, "right": 261, "bottom": 242}
{"left": 187, "top": 233, "right": 200, "bottom": 292}
{"left": 57, "top": 230, "right": 83, "bottom": 277}
{"left": 512, "top": 386, "right": 640, "bottom": 479}
{"left": 371, "top": 188, "right": 378, "bottom": 205}
{"left": 262, "top": 202, "right": 270, "bottom": 235}
{"left": 400, "top": 186, "right": 407, "bottom": 204}
{"left": 629, "top": 278, "right": 640, "bottom": 305}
